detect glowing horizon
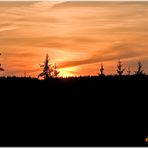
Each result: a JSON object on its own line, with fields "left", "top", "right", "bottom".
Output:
{"left": 0, "top": 1, "right": 148, "bottom": 77}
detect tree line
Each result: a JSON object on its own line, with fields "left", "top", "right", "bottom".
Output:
{"left": 0, "top": 53, "right": 146, "bottom": 79}
{"left": 38, "top": 54, "right": 146, "bottom": 79}
{"left": 98, "top": 59, "right": 145, "bottom": 77}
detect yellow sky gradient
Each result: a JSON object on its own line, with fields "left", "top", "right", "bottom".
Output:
{"left": 0, "top": 1, "right": 148, "bottom": 77}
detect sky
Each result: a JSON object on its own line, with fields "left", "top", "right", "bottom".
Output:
{"left": 0, "top": 1, "right": 148, "bottom": 77}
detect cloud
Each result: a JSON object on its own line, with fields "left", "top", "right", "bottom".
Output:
{"left": 59, "top": 43, "right": 148, "bottom": 68}
{"left": 0, "top": 25, "right": 20, "bottom": 32}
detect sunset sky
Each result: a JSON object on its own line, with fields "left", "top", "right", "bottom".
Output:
{"left": 0, "top": 1, "right": 148, "bottom": 77}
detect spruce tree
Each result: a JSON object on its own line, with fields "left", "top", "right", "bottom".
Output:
{"left": 98, "top": 63, "right": 105, "bottom": 76}
{"left": 38, "top": 54, "right": 60, "bottom": 79}
{"left": 38, "top": 54, "right": 53, "bottom": 80}
{"left": 135, "top": 61, "right": 145, "bottom": 75}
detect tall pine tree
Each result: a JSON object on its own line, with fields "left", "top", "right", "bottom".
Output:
{"left": 38, "top": 54, "right": 60, "bottom": 79}
{"left": 38, "top": 54, "right": 53, "bottom": 80}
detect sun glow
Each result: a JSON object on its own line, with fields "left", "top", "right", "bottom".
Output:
{"left": 59, "top": 67, "right": 75, "bottom": 77}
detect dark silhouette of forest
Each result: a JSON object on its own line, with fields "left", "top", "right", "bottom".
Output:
{"left": 0, "top": 53, "right": 147, "bottom": 79}
{"left": 0, "top": 53, "right": 148, "bottom": 147}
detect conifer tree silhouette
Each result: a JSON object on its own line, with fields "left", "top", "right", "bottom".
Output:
{"left": 98, "top": 63, "right": 105, "bottom": 76}
{"left": 38, "top": 54, "right": 60, "bottom": 79}
{"left": 135, "top": 61, "right": 145, "bottom": 75}
{"left": 116, "top": 59, "right": 125, "bottom": 76}
{"left": 38, "top": 54, "right": 53, "bottom": 80}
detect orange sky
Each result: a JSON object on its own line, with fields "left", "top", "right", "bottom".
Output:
{"left": 0, "top": 1, "right": 148, "bottom": 77}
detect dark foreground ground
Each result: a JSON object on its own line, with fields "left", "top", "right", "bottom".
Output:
{"left": 0, "top": 75, "right": 148, "bottom": 146}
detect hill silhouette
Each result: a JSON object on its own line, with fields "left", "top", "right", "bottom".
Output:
{"left": 0, "top": 75, "right": 148, "bottom": 146}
